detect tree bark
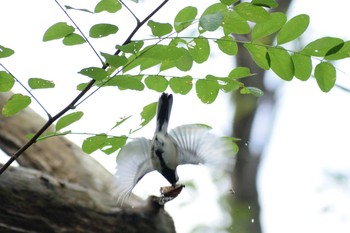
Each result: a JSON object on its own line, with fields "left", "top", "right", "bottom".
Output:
{"left": 0, "top": 92, "right": 175, "bottom": 233}
{"left": 230, "top": 1, "right": 292, "bottom": 232}
{"left": 0, "top": 165, "right": 175, "bottom": 233}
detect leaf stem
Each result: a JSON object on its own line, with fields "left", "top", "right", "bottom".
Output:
{"left": 77, "top": 0, "right": 170, "bottom": 106}
{"left": 119, "top": 0, "right": 140, "bottom": 24}
{"left": 0, "top": 62, "right": 51, "bottom": 118}
{"left": 54, "top": 0, "right": 104, "bottom": 65}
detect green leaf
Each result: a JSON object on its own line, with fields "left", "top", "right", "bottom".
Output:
{"left": 0, "top": 71, "right": 15, "bottom": 92}
{"left": 240, "top": 86, "right": 264, "bottom": 97}
{"left": 199, "top": 12, "right": 224, "bottom": 32}
{"left": 147, "top": 20, "right": 173, "bottom": 38}
{"left": 108, "top": 75, "right": 144, "bottom": 90}
{"left": 111, "top": 115, "right": 132, "bottom": 130}
{"left": 139, "top": 57, "right": 162, "bottom": 71}
{"left": 100, "top": 52, "right": 127, "bottom": 68}
{"left": 291, "top": 53, "right": 312, "bottom": 81}
{"left": 140, "top": 102, "right": 157, "bottom": 127}
{"left": 201, "top": 3, "right": 227, "bottom": 18}
{"left": 207, "top": 75, "right": 241, "bottom": 93}
{"left": 277, "top": 14, "right": 310, "bottom": 45}
{"left": 221, "top": 0, "right": 238, "bottom": 5}
{"left": 199, "top": 3, "right": 226, "bottom": 32}
{"left": 196, "top": 77, "right": 220, "bottom": 104}
{"left": 173, "top": 48, "right": 193, "bottom": 71}
{"left": 216, "top": 35, "right": 238, "bottom": 55}
{"left": 63, "top": 33, "right": 86, "bottom": 46}
{"left": 2, "top": 94, "right": 31, "bottom": 117}
{"left": 169, "top": 37, "right": 187, "bottom": 46}
{"left": 235, "top": 2, "right": 270, "bottom": 23}
{"left": 82, "top": 134, "right": 108, "bottom": 154}
{"left": 79, "top": 67, "right": 108, "bottom": 81}
{"left": 174, "top": 6, "right": 198, "bottom": 33}
{"left": 116, "top": 41, "right": 144, "bottom": 54}
{"left": 65, "top": 5, "right": 94, "bottom": 13}
{"left": 76, "top": 82, "right": 89, "bottom": 91}
{"left": 222, "top": 11, "right": 250, "bottom": 35}
{"left": 102, "top": 136, "right": 127, "bottom": 154}
{"left": 314, "top": 62, "right": 336, "bottom": 92}
{"left": 325, "top": 41, "right": 350, "bottom": 60}
{"left": 252, "top": 12, "right": 286, "bottom": 40}
{"left": 136, "top": 45, "right": 193, "bottom": 72}
{"left": 56, "top": 111, "right": 84, "bottom": 131}
{"left": 303, "top": 37, "right": 344, "bottom": 57}
{"left": 43, "top": 22, "right": 75, "bottom": 42}
{"left": 228, "top": 67, "right": 252, "bottom": 79}
{"left": 188, "top": 37, "right": 210, "bottom": 63}
{"left": 28, "top": 78, "right": 55, "bottom": 89}
{"left": 169, "top": 76, "right": 193, "bottom": 94}
{"left": 244, "top": 43, "right": 269, "bottom": 70}
{"left": 139, "top": 44, "right": 169, "bottom": 60}
{"left": 89, "top": 23, "right": 118, "bottom": 38}
{"left": 268, "top": 47, "right": 294, "bottom": 81}
{"left": 160, "top": 47, "right": 193, "bottom": 72}
{"left": 95, "top": 0, "right": 122, "bottom": 13}
{"left": 106, "top": 66, "right": 117, "bottom": 77}
{"left": 324, "top": 43, "right": 345, "bottom": 58}
{"left": 220, "top": 79, "right": 241, "bottom": 93}
{"left": 252, "top": 0, "right": 278, "bottom": 8}
{"left": 0, "top": 45, "right": 14, "bottom": 58}
{"left": 145, "top": 75, "right": 168, "bottom": 92}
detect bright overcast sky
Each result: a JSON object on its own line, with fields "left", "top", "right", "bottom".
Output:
{"left": 1, "top": 0, "right": 350, "bottom": 233}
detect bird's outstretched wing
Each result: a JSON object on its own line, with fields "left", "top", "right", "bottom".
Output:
{"left": 169, "top": 125, "right": 233, "bottom": 168}
{"left": 114, "top": 138, "right": 154, "bottom": 205}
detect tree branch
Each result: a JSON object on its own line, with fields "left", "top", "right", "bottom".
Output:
{"left": 0, "top": 0, "right": 170, "bottom": 175}
{"left": 0, "top": 165, "right": 175, "bottom": 233}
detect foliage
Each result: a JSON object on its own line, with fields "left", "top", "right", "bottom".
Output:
{"left": 0, "top": 0, "right": 349, "bottom": 158}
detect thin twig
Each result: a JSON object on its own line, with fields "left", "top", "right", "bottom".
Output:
{"left": 54, "top": 0, "right": 104, "bottom": 65}
{"left": 0, "top": 0, "right": 170, "bottom": 175}
{"left": 36, "top": 131, "right": 129, "bottom": 142}
{"left": 0, "top": 80, "right": 95, "bottom": 175}
{"left": 120, "top": 0, "right": 140, "bottom": 24}
{"left": 77, "top": 0, "right": 170, "bottom": 106}
{"left": 114, "top": 0, "right": 169, "bottom": 58}
{"left": 0, "top": 62, "right": 51, "bottom": 118}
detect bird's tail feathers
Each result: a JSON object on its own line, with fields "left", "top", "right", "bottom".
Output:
{"left": 156, "top": 93, "right": 173, "bottom": 132}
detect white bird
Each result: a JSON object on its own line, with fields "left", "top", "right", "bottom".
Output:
{"left": 114, "top": 93, "right": 233, "bottom": 205}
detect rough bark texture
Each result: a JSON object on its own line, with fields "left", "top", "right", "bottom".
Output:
{"left": 0, "top": 165, "right": 174, "bottom": 233}
{"left": 0, "top": 92, "right": 175, "bottom": 233}
{"left": 230, "top": 1, "right": 292, "bottom": 232}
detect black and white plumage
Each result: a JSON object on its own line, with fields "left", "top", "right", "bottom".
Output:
{"left": 115, "top": 93, "right": 233, "bottom": 205}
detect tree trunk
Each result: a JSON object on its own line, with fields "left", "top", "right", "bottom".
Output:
{"left": 0, "top": 92, "right": 175, "bottom": 233}
{"left": 230, "top": 1, "right": 292, "bottom": 232}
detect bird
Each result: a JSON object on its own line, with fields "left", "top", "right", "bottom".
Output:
{"left": 114, "top": 93, "right": 233, "bottom": 205}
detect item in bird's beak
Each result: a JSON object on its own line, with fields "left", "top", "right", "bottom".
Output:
{"left": 158, "top": 184, "right": 185, "bottom": 205}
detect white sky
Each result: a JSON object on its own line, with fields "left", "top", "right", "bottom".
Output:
{"left": 1, "top": 0, "right": 350, "bottom": 233}
{"left": 259, "top": 1, "right": 350, "bottom": 233}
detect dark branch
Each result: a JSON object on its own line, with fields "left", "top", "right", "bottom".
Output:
{"left": 0, "top": 0, "right": 170, "bottom": 175}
